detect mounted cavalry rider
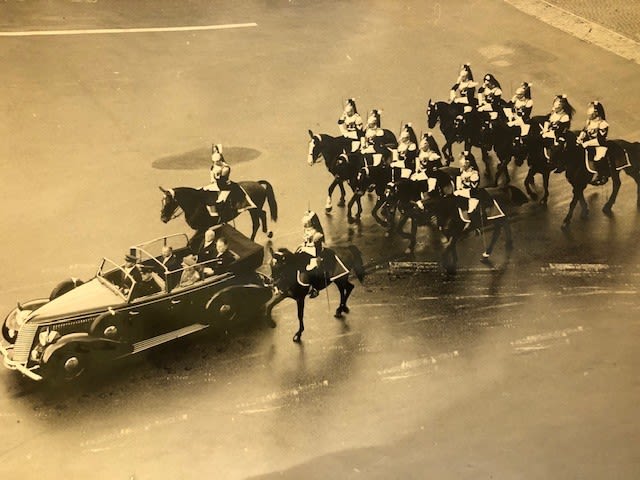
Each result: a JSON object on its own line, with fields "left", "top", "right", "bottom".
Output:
{"left": 412, "top": 133, "right": 443, "bottom": 194}
{"left": 203, "top": 143, "right": 232, "bottom": 216}
{"left": 449, "top": 64, "right": 478, "bottom": 117}
{"left": 360, "top": 109, "right": 385, "bottom": 166}
{"left": 338, "top": 98, "right": 364, "bottom": 153}
{"left": 477, "top": 73, "right": 503, "bottom": 122}
{"left": 577, "top": 101, "right": 609, "bottom": 185}
{"left": 506, "top": 82, "right": 533, "bottom": 138}
{"left": 393, "top": 123, "right": 419, "bottom": 168}
{"left": 453, "top": 151, "right": 482, "bottom": 230}
{"left": 541, "top": 94, "right": 575, "bottom": 172}
{"left": 296, "top": 210, "right": 325, "bottom": 299}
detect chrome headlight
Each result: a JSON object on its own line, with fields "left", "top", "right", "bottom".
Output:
{"left": 6, "top": 308, "right": 31, "bottom": 332}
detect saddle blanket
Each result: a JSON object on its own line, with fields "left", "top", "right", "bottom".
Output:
{"left": 458, "top": 199, "right": 505, "bottom": 223}
{"left": 584, "top": 149, "right": 630, "bottom": 173}
{"left": 202, "top": 183, "right": 257, "bottom": 217}
{"left": 296, "top": 251, "right": 350, "bottom": 288}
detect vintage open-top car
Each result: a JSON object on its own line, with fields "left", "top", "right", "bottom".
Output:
{"left": 0, "top": 224, "right": 273, "bottom": 383}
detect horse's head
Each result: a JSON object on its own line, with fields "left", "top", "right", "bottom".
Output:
{"left": 479, "top": 119, "right": 494, "bottom": 149}
{"left": 307, "top": 130, "right": 324, "bottom": 166}
{"left": 269, "top": 248, "right": 298, "bottom": 287}
{"left": 426, "top": 99, "right": 438, "bottom": 129}
{"left": 453, "top": 114, "right": 466, "bottom": 141}
{"left": 159, "top": 187, "right": 180, "bottom": 223}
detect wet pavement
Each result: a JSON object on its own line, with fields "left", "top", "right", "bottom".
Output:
{"left": 1, "top": 0, "right": 639, "bottom": 478}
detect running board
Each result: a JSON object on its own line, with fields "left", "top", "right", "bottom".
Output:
{"left": 130, "top": 324, "right": 209, "bottom": 355}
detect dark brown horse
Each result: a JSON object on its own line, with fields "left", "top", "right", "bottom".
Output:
{"left": 159, "top": 181, "right": 278, "bottom": 243}
{"left": 265, "top": 246, "right": 365, "bottom": 342}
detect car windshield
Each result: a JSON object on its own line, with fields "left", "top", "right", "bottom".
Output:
{"left": 97, "top": 258, "right": 136, "bottom": 301}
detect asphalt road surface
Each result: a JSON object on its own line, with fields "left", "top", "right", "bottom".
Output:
{"left": 1, "top": 1, "right": 639, "bottom": 478}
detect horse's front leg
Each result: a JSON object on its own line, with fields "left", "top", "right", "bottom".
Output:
{"left": 524, "top": 168, "right": 537, "bottom": 200}
{"left": 482, "top": 221, "right": 502, "bottom": 260}
{"left": 293, "top": 298, "right": 305, "bottom": 343}
{"left": 562, "top": 187, "right": 583, "bottom": 230}
{"left": 371, "top": 197, "right": 387, "bottom": 227}
{"left": 249, "top": 210, "right": 260, "bottom": 241}
{"left": 602, "top": 170, "right": 621, "bottom": 216}
{"left": 541, "top": 170, "right": 550, "bottom": 205}
{"left": 326, "top": 179, "right": 339, "bottom": 212}
{"left": 338, "top": 181, "right": 346, "bottom": 207}
{"left": 404, "top": 216, "right": 418, "bottom": 254}
{"left": 481, "top": 147, "right": 492, "bottom": 180}
{"left": 346, "top": 190, "right": 359, "bottom": 223}
{"left": 442, "top": 140, "right": 454, "bottom": 165}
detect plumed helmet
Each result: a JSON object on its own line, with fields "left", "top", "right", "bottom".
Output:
{"left": 515, "top": 82, "right": 532, "bottom": 99}
{"left": 302, "top": 210, "right": 324, "bottom": 235}
{"left": 345, "top": 98, "right": 358, "bottom": 114}
{"left": 422, "top": 132, "right": 441, "bottom": 155}
{"left": 367, "top": 109, "right": 380, "bottom": 128}
{"left": 589, "top": 101, "right": 606, "bottom": 120}
{"left": 483, "top": 73, "right": 501, "bottom": 89}
{"left": 459, "top": 63, "right": 474, "bottom": 81}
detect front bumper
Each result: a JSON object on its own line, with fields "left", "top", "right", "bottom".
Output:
{"left": 0, "top": 342, "right": 42, "bottom": 381}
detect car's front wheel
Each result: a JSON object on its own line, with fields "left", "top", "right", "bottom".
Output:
{"left": 43, "top": 347, "right": 90, "bottom": 384}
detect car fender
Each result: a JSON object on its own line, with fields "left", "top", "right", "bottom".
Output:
{"left": 205, "top": 284, "right": 273, "bottom": 320}
{"left": 42, "top": 332, "right": 131, "bottom": 364}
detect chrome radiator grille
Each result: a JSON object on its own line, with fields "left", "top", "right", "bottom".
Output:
{"left": 12, "top": 323, "right": 39, "bottom": 364}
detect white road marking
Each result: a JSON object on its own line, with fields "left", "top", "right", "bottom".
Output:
{"left": 511, "top": 326, "right": 584, "bottom": 346}
{"left": 0, "top": 23, "right": 257, "bottom": 37}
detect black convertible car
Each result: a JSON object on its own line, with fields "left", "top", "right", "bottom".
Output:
{"left": 0, "top": 224, "right": 273, "bottom": 383}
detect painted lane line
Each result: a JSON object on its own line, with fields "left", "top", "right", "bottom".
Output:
{"left": 510, "top": 326, "right": 584, "bottom": 346}
{"left": 0, "top": 22, "right": 257, "bottom": 37}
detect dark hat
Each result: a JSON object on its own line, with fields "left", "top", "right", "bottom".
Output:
{"left": 139, "top": 264, "right": 154, "bottom": 273}
{"left": 125, "top": 253, "right": 137, "bottom": 263}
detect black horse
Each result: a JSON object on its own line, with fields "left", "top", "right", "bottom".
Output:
{"left": 347, "top": 164, "right": 394, "bottom": 225}
{"left": 398, "top": 186, "right": 529, "bottom": 272}
{"left": 546, "top": 132, "right": 640, "bottom": 229}
{"left": 521, "top": 115, "right": 556, "bottom": 205}
{"left": 159, "top": 181, "right": 278, "bottom": 243}
{"left": 426, "top": 99, "right": 463, "bottom": 164}
{"left": 480, "top": 117, "right": 529, "bottom": 187}
{"left": 307, "top": 129, "right": 397, "bottom": 213}
{"left": 266, "top": 246, "right": 365, "bottom": 342}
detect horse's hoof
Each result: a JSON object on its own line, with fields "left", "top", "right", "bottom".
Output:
{"left": 602, "top": 204, "right": 613, "bottom": 217}
{"left": 482, "top": 252, "right": 491, "bottom": 259}
{"left": 561, "top": 221, "right": 570, "bottom": 231}
{"left": 539, "top": 198, "right": 547, "bottom": 206}
{"left": 325, "top": 206, "right": 333, "bottom": 213}
{"left": 334, "top": 311, "right": 343, "bottom": 319}
{"left": 341, "top": 305, "right": 350, "bottom": 314}
{"left": 404, "top": 247, "right": 413, "bottom": 255}
{"left": 347, "top": 216, "right": 354, "bottom": 224}
{"left": 529, "top": 192, "right": 538, "bottom": 201}
{"left": 267, "top": 231, "right": 273, "bottom": 239}
{"left": 337, "top": 200, "right": 346, "bottom": 207}
{"left": 384, "top": 231, "right": 391, "bottom": 238}
{"left": 293, "top": 334, "right": 301, "bottom": 343}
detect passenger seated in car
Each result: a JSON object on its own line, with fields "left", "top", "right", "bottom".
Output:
{"left": 179, "top": 254, "right": 201, "bottom": 287}
{"left": 202, "top": 236, "right": 236, "bottom": 276}
{"left": 119, "top": 252, "right": 142, "bottom": 294}
{"left": 130, "top": 265, "right": 162, "bottom": 299}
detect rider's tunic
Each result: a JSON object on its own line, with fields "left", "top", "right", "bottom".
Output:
{"left": 450, "top": 80, "right": 478, "bottom": 106}
{"left": 542, "top": 111, "right": 571, "bottom": 143}
{"left": 579, "top": 118, "right": 609, "bottom": 160}
{"left": 477, "top": 85, "right": 503, "bottom": 113}
{"left": 506, "top": 96, "right": 533, "bottom": 135}
{"left": 338, "top": 111, "right": 364, "bottom": 140}
{"left": 454, "top": 167, "right": 481, "bottom": 212}
{"left": 210, "top": 154, "right": 231, "bottom": 189}
{"left": 413, "top": 150, "right": 443, "bottom": 192}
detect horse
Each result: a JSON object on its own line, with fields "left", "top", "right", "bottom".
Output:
{"left": 545, "top": 131, "right": 640, "bottom": 229}
{"left": 265, "top": 245, "right": 365, "bottom": 342}
{"left": 426, "top": 99, "right": 463, "bottom": 164}
{"left": 347, "top": 163, "right": 394, "bottom": 225}
{"left": 307, "top": 129, "right": 397, "bottom": 213}
{"left": 521, "top": 115, "right": 556, "bottom": 205}
{"left": 479, "top": 117, "right": 529, "bottom": 187}
{"left": 397, "top": 186, "right": 529, "bottom": 273}
{"left": 159, "top": 180, "right": 278, "bottom": 244}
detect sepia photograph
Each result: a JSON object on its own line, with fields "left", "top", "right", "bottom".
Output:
{"left": 1, "top": 0, "right": 639, "bottom": 478}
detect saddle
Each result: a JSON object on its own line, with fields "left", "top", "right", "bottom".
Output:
{"left": 202, "top": 182, "right": 256, "bottom": 218}
{"left": 584, "top": 144, "right": 630, "bottom": 174}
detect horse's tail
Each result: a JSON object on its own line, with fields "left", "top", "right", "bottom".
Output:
{"left": 258, "top": 180, "right": 278, "bottom": 222}
{"left": 347, "top": 245, "right": 366, "bottom": 283}
{"left": 506, "top": 185, "right": 530, "bottom": 207}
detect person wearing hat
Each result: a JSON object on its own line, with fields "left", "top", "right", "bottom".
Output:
{"left": 542, "top": 94, "right": 575, "bottom": 146}
{"left": 393, "top": 124, "right": 419, "bottom": 171}
{"left": 338, "top": 98, "right": 364, "bottom": 153}
{"left": 119, "top": 252, "right": 142, "bottom": 293}
{"left": 477, "top": 73, "right": 503, "bottom": 121}
{"left": 577, "top": 101, "right": 610, "bottom": 185}
{"left": 454, "top": 151, "right": 482, "bottom": 230}
{"left": 197, "top": 229, "right": 217, "bottom": 265}
{"left": 360, "top": 109, "right": 385, "bottom": 166}
{"left": 160, "top": 246, "right": 181, "bottom": 291}
{"left": 296, "top": 211, "right": 325, "bottom": 298}
{"left": 130, "top": 265, "right": 162, "bottom": 299}
{"left": 205, "top": 144, "right": 232, "bottom": 216}
{"left": 412, "top": 133, "right": 444, "bottom": 193}
{"left": 449, "top": 64, "right": 478, "bottom": 115}
{"left": 506, "top": 82, "right": 533, "bottom": 137}
{"left": 178, "top": 254, "right": 201, "bottom": 288}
